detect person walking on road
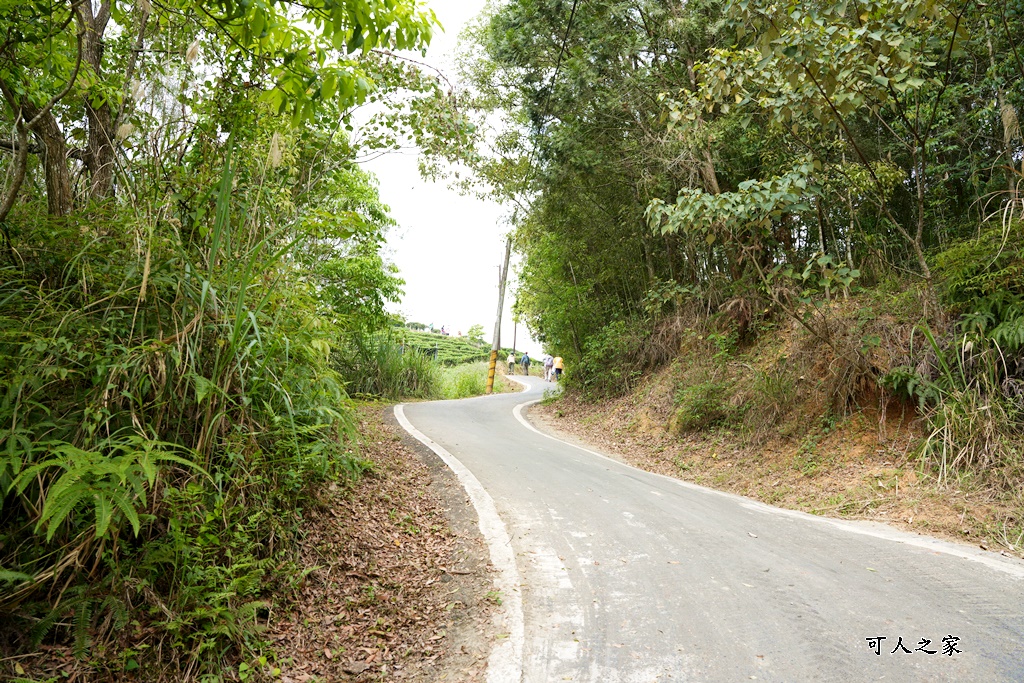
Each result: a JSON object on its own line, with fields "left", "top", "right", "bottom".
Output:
{"left": 553, "top": 355, "right": 564, "bottom": 380}
{"left": 521, "top": 352, "right": 531, "bottom": 376}
{"left": 507, "top": 351, "right": 516, "bottom": 374}
{"left": 543, "top": 355, "right": 554, "bottom": 381}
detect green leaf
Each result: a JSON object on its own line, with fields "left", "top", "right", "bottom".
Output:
{"left": 0, "top": 569, "right": 34, "bottom": 585}
{"left": 93, "top": 493, "right": 114, "bottom": 538}
{"left": 322, "top": 72, "right": 338, "bottom": 100}
{"left": 107, "top": 489, "right": 142, "bottom": 537}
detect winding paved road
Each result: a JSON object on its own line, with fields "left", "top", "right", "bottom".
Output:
{"left": 399, "top": 376, "right": 1024, "bottom": 682}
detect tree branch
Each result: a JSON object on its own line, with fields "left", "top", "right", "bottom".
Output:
{"left": 998, "top": 1, "right": 1024, "bottom": 81}
{"left": 0, "top": 139, "right": 44, "bottom": 154}
{"left": 0, "top": 122, "right": 30, "bottom": 227}
{"left": 27, "top": 31, "right": 85, "bottom": 130}
{"left": 115, "top": 5, "right": 152, "bottom": 128}
{"left": 923, "top": 1, "right": 970, "bottom": 142}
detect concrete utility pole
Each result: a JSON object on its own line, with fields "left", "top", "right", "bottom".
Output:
{"left": 486, "top": 236, "right": 513, "bottom": 394}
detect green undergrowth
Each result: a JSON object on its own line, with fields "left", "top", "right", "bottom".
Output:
{"left": 334, "top": 331, "right": 442, "bottom": 400}
{"left": 334, "top": 334, "right": 520, "bottom": 401}
{"left": 437, "top": 361, "right": 503, "bottom": 399}
{"left": 549, "top": 266, "right": 1024, "bottom": 547}
{"left": 0, "top": 128, "right": 389, "bottom": 680}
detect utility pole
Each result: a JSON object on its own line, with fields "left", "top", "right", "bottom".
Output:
{"left": 486, "top": 236, "right": 512, "bottom": 394}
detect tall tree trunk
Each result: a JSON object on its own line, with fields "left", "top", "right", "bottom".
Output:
{"left": 687, "top": 59, "right": 721, "bottom": 195}
{"left": 0, "top": 32, "right": 82, "bottom": 220}
{"left": 911, "top": 143, "right": 932, "bottom": 284}
{"left": 640, "top": 232, "right": 657, "bottom": 285}
{"left": 815, "top": 196, "right": 827, "bottom": 255}
{"left": 76, "top": 0, "right": 116, "bottom": 200}
{"left": 24, "top": 105, "right": 73, "bottom": 216}
{"left": 0, "top": 125, "right": 29, "bottom": 227}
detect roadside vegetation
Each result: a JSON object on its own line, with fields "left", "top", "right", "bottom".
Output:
{"left": 332, "top": 328, "right": 521, "bottom": 400}
{"left": 432, "top": 0, "right": 1024, "bottom": 547}
{"left": 398, "top": 328, "right": 520, "bottom": 367}
{"left": 0, "top": 0, "right": 502, "bottom": 680}
{"left": 6, "top": 0, "right": 1021, "bottom": 678}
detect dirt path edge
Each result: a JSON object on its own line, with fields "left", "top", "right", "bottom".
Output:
{"left": 391, "top": 405, "right": 525, "bottom": 683}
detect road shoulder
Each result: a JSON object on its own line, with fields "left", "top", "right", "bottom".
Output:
{"left": 386, "top": 405, "right": 515, "bottom": 682}
{"left": 526, "top": 393, "right": 1024, "bottom": 563}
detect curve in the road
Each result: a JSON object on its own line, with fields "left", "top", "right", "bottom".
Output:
{"left": 398, "top": 375, "right": 1024, "bottom": 683}
{"left": 509, "top": 397, "right": 1024, "bottom": 581}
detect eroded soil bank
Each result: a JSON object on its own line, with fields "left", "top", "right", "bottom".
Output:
{"left": 529, "top": 383, "right": 1024, "bottom": 560}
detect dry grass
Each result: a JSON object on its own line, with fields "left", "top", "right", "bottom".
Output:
{"left": 532, "top": 292, "right": 1024, "bottom": 558}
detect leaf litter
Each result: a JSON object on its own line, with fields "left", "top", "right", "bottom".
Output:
{"left": 266, "top": 405, "right": 498, "bottom": 682}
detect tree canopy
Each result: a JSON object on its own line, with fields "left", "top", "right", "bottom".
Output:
{"left": 444, "top": 0, "right": 1022, "bottom": 396}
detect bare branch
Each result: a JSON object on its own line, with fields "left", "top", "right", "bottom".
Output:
{"left": 0, "top": 139, "right": 43, "bottom": 154}
{"left": 0, "top": 122, "right": 30, "bottom": 225}
{"left": 115, "top": 5, "right": 152, "bottom": 128}
{"left": 370, "top": 48, "right": 455, "bottom": 90}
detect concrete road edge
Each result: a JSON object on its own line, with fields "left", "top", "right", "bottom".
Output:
{"left": 511, "top": 398, "right": 1024, "bottom": 580}
{"left": 394, "top": 404, "right": 525, "bottom": 683}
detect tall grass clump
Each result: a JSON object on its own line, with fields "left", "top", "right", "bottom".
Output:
{"left": 436, "top": 361, "right": 493, "bottom": 399}
{"left": 883, "top": 327, "right": 1024, "bottom": 487}
{"left": 333, "top": 332, "right": 441, "bottom": 399}
{"left": 882, "top": 222, "right": 1024, "bottom": 488}
{"left": 332, "top": 336, "right": 522, "bottom": 401}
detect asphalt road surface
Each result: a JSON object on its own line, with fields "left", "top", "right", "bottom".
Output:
{"left": 400, "top": 376, "right": 1024, "bottom": 682}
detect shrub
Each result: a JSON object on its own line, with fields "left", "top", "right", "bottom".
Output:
{"left": 673, "top": 379, "right": 739, "bottom": 432}
{"left": 437, "top": 362, "right": 490, "bottom": 399}
{"left": 0, "top": 148, "right": 379, "bottom": 676}
{"left": 572, "top": 318, "right": 650, "bottom": 399}
{"left": 882, "top": 325, "right": 1024, "bottom": 487}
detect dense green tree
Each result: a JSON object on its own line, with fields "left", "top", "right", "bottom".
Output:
{"left": 0, "top": 0, "right": 438, "bottom": 218}
{"left": 0, "top": 1, "right": 453, "bottom": 676}
{"left": 450, "top": 0, "right": 1022, "bottom": 396}
{"left": 448, "top": 1, "right": 733, "bottom": 373}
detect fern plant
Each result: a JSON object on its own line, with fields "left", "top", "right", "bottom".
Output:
{"left": 11, "top": 436, "right": 205, "bottom": 541}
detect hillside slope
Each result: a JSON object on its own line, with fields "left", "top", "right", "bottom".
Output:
{"left": 533, "top": 305, "right": 1024, "bottom": 557}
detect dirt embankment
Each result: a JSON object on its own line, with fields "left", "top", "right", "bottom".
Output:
{"left": 531, "top": 333, "right": 1024, "bottom": 559}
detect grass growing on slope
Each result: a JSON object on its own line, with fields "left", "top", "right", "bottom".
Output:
{"left": 436, "top": 361, "right": 519, "bottom": 399}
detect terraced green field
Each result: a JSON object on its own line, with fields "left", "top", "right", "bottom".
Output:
{"left": 401, "top": 330, "right": 517, "bottom": 366}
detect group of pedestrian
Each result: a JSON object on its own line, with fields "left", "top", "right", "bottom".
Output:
{"left": 547, "top": 355, "right": 563, "bottom": 381}
{"left": 505, "top": 350, "right": 563, "bottom": 381}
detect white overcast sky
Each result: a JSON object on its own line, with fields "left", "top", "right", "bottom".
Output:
{"left": 356, "top": 0, "right": 544, "bottom": 356}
